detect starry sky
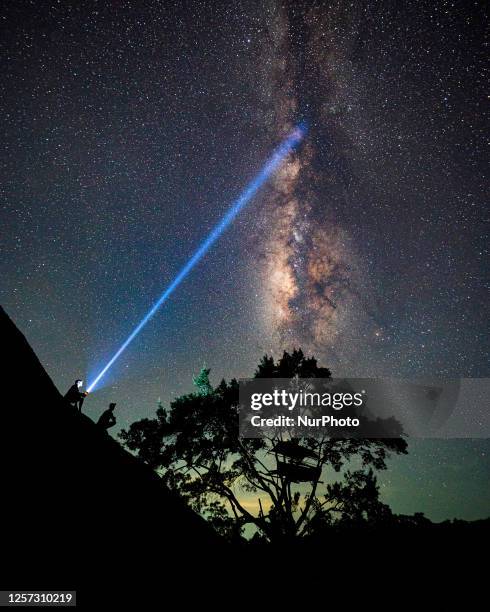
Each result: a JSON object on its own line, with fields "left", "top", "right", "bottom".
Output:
{"left": 1, "top": 0, "right": 488, "bottom": 521}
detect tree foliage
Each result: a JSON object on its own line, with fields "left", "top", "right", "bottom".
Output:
{"left": 119, "top": 349, "right": 407, "bottom": 541}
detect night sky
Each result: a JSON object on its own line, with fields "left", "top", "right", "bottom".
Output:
{"left": 1, "top": 1, "right": 488, "bottom": 521}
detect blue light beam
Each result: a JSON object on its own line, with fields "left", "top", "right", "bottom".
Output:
{"left": 87, "top": 125, "right": 306, "bottom": 392}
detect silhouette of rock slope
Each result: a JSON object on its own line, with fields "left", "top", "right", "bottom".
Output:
{"left": 2, "top": 306, "right": 487, "bottom": 602}
{"left": 0, "top": 306, "right": 221, "bottom": 596}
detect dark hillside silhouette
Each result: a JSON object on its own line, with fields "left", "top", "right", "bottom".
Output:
{"left": 0, "top": 307, "right": 221, "bottom": 604}
{"left": 0, "top": 306, "right": 487, "bottom": 603}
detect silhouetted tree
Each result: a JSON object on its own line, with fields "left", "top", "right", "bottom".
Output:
{"left": 120, "top": 349, "right": 407, "bottom": 541}
{"left": 192, "top": 366, "right": 213, "bottom": 396}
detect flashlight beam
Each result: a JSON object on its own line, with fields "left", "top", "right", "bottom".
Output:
{"left": 87, "top": 125, "right": 306, "bottom": 392}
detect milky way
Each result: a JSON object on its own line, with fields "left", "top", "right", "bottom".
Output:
{"left": 253, "top": 2, "right": 371, "bottom": 369}
{"left": 1, "top": 0, "right": 488, "bottom": 520}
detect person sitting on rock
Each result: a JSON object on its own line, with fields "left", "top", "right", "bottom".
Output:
{"left": 97, "top": 402, "right": 117, "bottom": 431}
{"left": 64, "top": 379, "right": 88, "bottom": 412}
